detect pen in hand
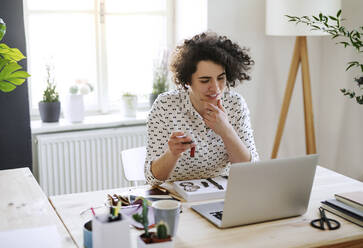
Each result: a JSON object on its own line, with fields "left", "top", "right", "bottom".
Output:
{"left": 178, "top": 135, "right": 195, "bottom": 157}
{"left": 190, "top": 147, "right": 195, "bottom": 157}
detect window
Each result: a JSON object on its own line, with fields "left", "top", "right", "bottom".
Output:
{"left": 24, "top": 0, "right": 174, "bottom": 116}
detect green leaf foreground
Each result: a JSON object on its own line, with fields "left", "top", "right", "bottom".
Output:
{"left": 0, "top": 43, "right": 26, "bottom": 62}
{"left": 0, "top": 18, "right": 5, "bottom": 41}
{"left": 285, "top": 10, "right": 363, "bottom": 105}
{"left": 0, "top": 60, "right": 30, "bottom": 92}
{"left": 0, "top": 18, "right": 30, "bottom": 93}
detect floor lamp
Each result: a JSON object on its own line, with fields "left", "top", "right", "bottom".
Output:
{"left": 265, "top": 0, "right": 341, "bottom": 158}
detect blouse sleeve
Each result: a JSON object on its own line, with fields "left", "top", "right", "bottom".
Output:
{"left": 144, "top": 97, "right": 170, "bottom": 185}
{"left": 232, "top": 95, "right": 259, "bottom": 162}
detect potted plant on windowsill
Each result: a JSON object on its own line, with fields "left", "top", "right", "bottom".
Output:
{"left": 64, "top": 79, "right": 93, "bottom": 123}
{"left": 133, "top": 198, "right": 173, "bottom": 248}
{"left": 150, "top": 49, "right": 169, "bottom": 106}
{"left": 121, "top": 92, "right": 137, "bottom": 117}
{"left": 38, "top": 64, "right": 60, "bottom": 122}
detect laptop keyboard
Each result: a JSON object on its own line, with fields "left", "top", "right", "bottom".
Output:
{"left": 210, "top": 210, "right": 223, "bottom": 220}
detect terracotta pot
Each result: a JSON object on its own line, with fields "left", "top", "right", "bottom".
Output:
{"left": 137, "top": 233, "right": 173, "bottom": 248}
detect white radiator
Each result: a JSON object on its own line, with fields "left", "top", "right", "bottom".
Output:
{"left": 35, "top": 125, "right": 147, "bottom": 196}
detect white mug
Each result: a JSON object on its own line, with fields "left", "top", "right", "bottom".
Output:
{"left": 152, "top": 200, "right": 181, "bottom": 236}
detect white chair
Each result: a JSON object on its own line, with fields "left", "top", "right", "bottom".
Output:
{"left": 121, "top": 146, "right": 147, "bottom": 185}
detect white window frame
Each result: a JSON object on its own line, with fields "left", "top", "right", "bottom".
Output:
{"left": 24, "top": 0, "right": 175, "bottom": 118}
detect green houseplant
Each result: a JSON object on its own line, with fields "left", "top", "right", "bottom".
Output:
{"left": 150, "top": 50, "right": 169, "bottom": 106}
{"left": 38, "top": 64, "right": 60, "bottom": 122}
{"left": 132, "top": 198, "right": 173, "bottom": 248}
{"left": 286, "top": 10, "right": 363, "bottom": 104}
{"left": 0, "top": 18, "right": 30, "bottom": 93}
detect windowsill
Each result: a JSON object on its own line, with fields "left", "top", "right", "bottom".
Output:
{"left": 31, "top": 111, "right": 148, "bottom": 135}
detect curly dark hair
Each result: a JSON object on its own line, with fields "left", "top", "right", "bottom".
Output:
{"left": 170, "top": 32, "right": 254, "bottom": 89}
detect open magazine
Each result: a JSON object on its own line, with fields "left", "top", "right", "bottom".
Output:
{"left": 172, "top": 176, "right": 228, "bottom": 202}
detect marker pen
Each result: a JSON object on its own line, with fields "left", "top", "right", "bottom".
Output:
{"left": 190, "top": 146, "right": 195, "bottom": 157}
{"left": 177, "top": 135, "right": 195, "bottom": 157}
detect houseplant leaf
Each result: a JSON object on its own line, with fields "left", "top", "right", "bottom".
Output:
{"left": 0, "top": 43, "right": 26, "bottom": 62}
{"left": 0, "top": 61, "right": 30, "bottom": 92}
{"left": 0, "top": 79, "right": 15, "bottom": 92}
{"left": 0, "top": 18, "right": 5, "bottom": 41}
{"left": 286, "top": 10, "right": 363, "bottom": 104}
{"left": 0, "top": 17, "right": 30, "bottom": 93}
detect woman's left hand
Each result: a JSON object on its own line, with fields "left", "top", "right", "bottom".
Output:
{"left": 203, "top": 99, "right": 233, "bottom": 137}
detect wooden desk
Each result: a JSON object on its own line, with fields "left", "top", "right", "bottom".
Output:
{"left": 0, "top": 168, "right": 76, "bottom": 247}
{"left": 50, "top": 166, "right": 363, "bottom": 248}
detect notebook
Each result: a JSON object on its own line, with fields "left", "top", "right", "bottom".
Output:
{"left": 321, "top": 199, "right": 363, "bottom": 227}
{"left": 334, "top": 191, "right": 363, "bottom": 212}
{"left": 191, "top": 154, "right": 319, "bottom": 228}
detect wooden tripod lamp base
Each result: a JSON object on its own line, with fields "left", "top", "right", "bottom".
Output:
{"left": 271, "top": 36, "right": 317, "bottom": 159}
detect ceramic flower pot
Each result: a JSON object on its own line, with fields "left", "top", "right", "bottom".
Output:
{"left": 121, "top": 95, "right": 137, "bottom": 117}
{"left": 64, "top": 94, "right": 85, "bottom": 123}
{"left": 92, "top": 213, "right": 131, "bottom": 248}
{"left": 38, "top": 101, "right": 61, "bottom": 122}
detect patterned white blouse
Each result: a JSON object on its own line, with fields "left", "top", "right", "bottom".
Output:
{"left": 144, "top": 88, "right": 259, "bottom": 185}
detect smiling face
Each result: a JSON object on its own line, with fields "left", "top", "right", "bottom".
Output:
{"left": 188, "top": 60, "right": 227, "bottom": 114}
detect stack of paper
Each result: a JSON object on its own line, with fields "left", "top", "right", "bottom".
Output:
{"left": 334, "top": 191, "right": 363, "bottom": 212}
{"left": 321, "top": 191, "right": 363, "bottom": 227}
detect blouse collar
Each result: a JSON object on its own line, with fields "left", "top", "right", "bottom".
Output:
{"left": 178, "top": 88, "right": 204, "bottom": 119}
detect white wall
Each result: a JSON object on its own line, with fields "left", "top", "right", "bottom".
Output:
{"left": 175, "top": 0, "right": 208, "bottom": 44}
{"left": 318, "top": 0, "right": 363, "bottom": 180}
{"left": 207, "top": 0, "right": 363, "bottom": 181}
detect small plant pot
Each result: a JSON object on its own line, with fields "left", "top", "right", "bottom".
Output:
{"left": 121, "top": 95, "right": 137, "bottom": 117}
{"left": 137, "top": 233, "right": 173, "bottom": 248}
{"left": 149, "top": 93, "right": 159, "bottom": 107}
{"left": 92, "top": 213, "right": 131, "bottom": 248}
{"left": 39, "top": 101, "right": 61, "bottom": 122}
{"left": 64, "top": 94, "right": 85, "bottom": 123}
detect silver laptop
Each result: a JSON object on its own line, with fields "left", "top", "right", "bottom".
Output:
{"left": 191, "top": 154, "right": 319, "bottom": 228}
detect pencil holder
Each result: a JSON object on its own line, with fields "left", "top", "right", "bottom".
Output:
{"left": 83, "top": 220, "right": 93, "bottom": 248}
{"left": 92, "top": 213, "right": 131, "bottom": 248}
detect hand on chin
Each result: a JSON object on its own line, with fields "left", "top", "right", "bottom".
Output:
{"left": 201, "top": 97, "right": 219, "bottom": 106}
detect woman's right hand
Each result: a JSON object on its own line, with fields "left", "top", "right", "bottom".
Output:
{"left": 167, "top": 131, "right": 195, "bottom": 157}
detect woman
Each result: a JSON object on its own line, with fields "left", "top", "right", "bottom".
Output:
{"left": 145, "top": 32, "right": 259, "bottom": 186}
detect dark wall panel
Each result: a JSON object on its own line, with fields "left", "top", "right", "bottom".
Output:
{"left": 0, "top": 0, "right": 32, "bottom": 170}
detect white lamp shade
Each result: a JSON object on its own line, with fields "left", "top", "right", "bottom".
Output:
{"left": 266, "top": 0, "right": 341, "bottom": 36}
